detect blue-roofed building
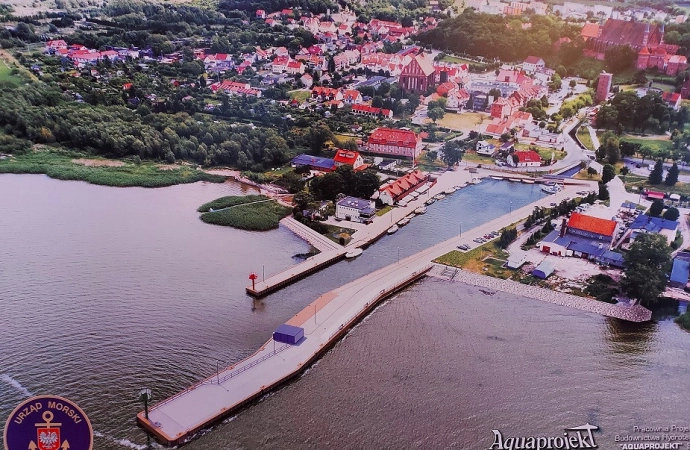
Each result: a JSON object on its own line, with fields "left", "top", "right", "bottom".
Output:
{"left": 628, "top": 214, "right": 678, "bottom": 245}
{"left": 335, "top": 196, "right": 376, "bottom": 223}
{"left": 670, "top": 251, "right": 690, "bottom": 289}
{"left": 291, "top": 154, "right": 336, "bottom": 172}
{"left": 596, "top": 250, "right": 625, "bottom": 268}
{"left": 532, "top": 260, "right": 555, "bottom": 279}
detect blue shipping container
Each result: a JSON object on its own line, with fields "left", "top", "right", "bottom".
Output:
{"left": 273, "top": 324, "right": 304, "bottom": 345}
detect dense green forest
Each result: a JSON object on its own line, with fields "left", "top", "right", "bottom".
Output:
{"left": 595, "top": 91, "right": 690, "bottom": 134}
{"left": 417, "top": 10, "right": 582, "bottom": 62}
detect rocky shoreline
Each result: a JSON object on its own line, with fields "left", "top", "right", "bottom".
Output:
{"left": 429, "top": 264, "right": 653, "bottom": 322}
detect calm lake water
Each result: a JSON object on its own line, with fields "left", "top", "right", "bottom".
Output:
{"left": 1, "top": 174, "right": 688, "bottom": 450}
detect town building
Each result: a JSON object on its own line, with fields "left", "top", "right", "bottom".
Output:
{"left": 290, "top": 154, "right": 336, "bottom": 172}
{"left": 399, "top": 52, "right": 435, "bottom": 93}
{"left": 335, "top": 196, "right": 376, "bottom": 223}
{"left": 662, "top": 91, "right": 682, "bottom": 110}
{"left": 376, "top": 170, "right": 430, "bottom": 205}
{"left": 538, "top": 214, "right": 618, "bottom": 262}
{"left": 476, "top": 140, "right": 496, "bottom": 156}
{"left": 626, "top": 214, "right": 678, "bottom": 245}
{"left": 595, "top": 71, "right": 612, "bottom": 103}
{"left": 523, "top": 56, "right": 545, "bottom": 74}
{"left": 670, "top": 251, "right": 690, "bottom": 288}
{"left": 333, "top": 150, "right": 366, "bottom": 170}
{"left": 508, "top": 150, "right": 541, "bottom": 167}
{"left": 585, "top": 19, "right": 678, "bottom": 60}
{"left": 366, "top": 127, "right": 423, "bottom": 159}
{"left": 210, "top": 81, "right": 262, "bottom": 97}
{"left": 350, "top": 104, "right": 393, "bottom": 119}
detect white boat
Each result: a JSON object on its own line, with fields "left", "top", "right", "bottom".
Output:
{"left": 425, "top": 198, "right": 436, "bottom": 206}
{"left": 434, "top": 193, "right": 446, "bottom": 200}
{"left": 345, "top": 248, "right": 363, "bottom": 259}
{"left": 444, "top": 187, "right": 456, "bottom": 194}
{"left": 405, "top": 213, "right": 415, "bottom": 220}
{"left": 541, "top": 185, "right": 560, "bottom": 194}
{"left": 397, "top": 217, "right": 410, "bottom": 226}
{"left": 415, "top": 206, "right": 427, "bottom": 214}
{"left": 387, "top": 225, "right": 399, "bottom": 234}
{"left": 521, "top": 179, "right": 535, "bottom": 184}
{"left": 490, "top": 175, "right": 503, "bottom": 180}
{"left": 509, "top": 178, "right": 521, "bottom": 182}
{"left": 471, "top": 177, "right": 481, "bottom": 184}
{"left": 458, "top": 183, "right": 468, "bottom": 188}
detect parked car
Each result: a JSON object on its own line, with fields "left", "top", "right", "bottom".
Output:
{"left": 457, "top": 244, "right": 470, "bottom": 251}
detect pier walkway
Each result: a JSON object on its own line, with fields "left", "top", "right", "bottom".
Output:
{"left": 140, "top": 179, "right": 606, "bottom": 446}
{"left": 280, "top": 217, "right": 341, "bottom": 252}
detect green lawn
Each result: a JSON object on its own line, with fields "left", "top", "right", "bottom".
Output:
{"left": 650, "top": 82, "right": 675, "bottom": 93}
{"left": 441, "top": 55, "right": 478, "bottom": 65}
{"left": 0, "top": 61, "right": 22, "bottom": 85}
{"left": 577, "top": 127, "right": 595, "bottom": 151}
{"left": 289, "top": 90, "right": 311, "bottom": 103}
{"left": 620, "top": 136, "right": 674, "bottom": 154}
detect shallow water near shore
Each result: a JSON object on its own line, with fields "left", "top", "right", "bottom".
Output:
{"left": 1, "top": 174, "right": 688, "bottom": 450}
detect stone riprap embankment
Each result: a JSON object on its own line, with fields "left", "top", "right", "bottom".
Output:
{"left": 430, "top": 264, "right": 652, "bottom": 322}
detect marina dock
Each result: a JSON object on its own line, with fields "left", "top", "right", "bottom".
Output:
{"left": 139, "top": 178, "right": 650, "bottom": 446}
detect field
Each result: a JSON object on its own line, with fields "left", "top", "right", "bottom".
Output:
{"left": 0, "top": 149, "right": 224, "bottom": 187}
{"left": 620, "top": 135, "right": 674, "bottom": 154}
{"left": 650, "top": 82, "right": 675, "bottom": 93}
{"left": 199, "top": 198, "right": 292, "bottom": 230}
{"left": 437, "top": 112, "right": 489, "bottom": 133}
{"left": 434, "top": 242, "right": 513, "bottom": 279}
{"left": 577, "top": 127, "right": 595, "bottom": 151}
{"left": 440, "top": 55, "right": 478, "bottom": 65}
{"left": 0, "top": 60, "right": 23, "bottom": 85}
{"left": 289, "top": 89, "right": 311, "bottom": 103}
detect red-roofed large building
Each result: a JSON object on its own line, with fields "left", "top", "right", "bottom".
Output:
{"left": 399, "top": 52, "right": 435, "bottom": 93}
{"left": 568, "top": 213, "right": 618, "bottom": 238}
{"left": 210, "top": 80, "right": 262, "bottom": 97}
{"left": 538, "top": 213, "right": 618, "bottom": 259}
{"left": 523, "top": 56, "right": 545, "bottom": 74}
{"left": 378, "top": 170, "right": 430, "bottom": 205}
{"left": 662, "top": 91, "right": 682, "bottom": 110}
{"left": 367, "top": 127, "right": 423, "bottom": 159}
{"left": 351, "top": 104, "right": 393, "bottom": 119}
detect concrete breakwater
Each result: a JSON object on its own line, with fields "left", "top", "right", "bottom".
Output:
{"left": 429, "top": 264, "right": 652, "bottom": 322}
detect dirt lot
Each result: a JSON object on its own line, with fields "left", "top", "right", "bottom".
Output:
{"left": 437, "top": 111, "right": 490, "bottom": 133}
{"left": 72, "top": 159, "right": 126, "bottom": 167}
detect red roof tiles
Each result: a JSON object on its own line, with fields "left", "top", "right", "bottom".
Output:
{"left": 567, "top": 213, "right": 617, "bottom": 237}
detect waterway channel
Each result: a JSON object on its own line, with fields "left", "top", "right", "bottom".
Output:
{"left": 1, "top": 174, "right": 688, "bottom": 449}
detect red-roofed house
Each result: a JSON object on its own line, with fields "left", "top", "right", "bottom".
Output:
{"left": 646, "top": 191, "right": 665, "bottom": 200}
{"left": 508, "top": 150, "right": 541, "bottom": 167}
{"left": 523, "top": 56, "right": 545, "bottom": 73}
{"left": 378, "top": 170, "right": 430, "bottom": 205}
{"left": 351, "top": 104, "right": 393, "bottom": 119}
{"left": 538, "top": 213, "right": 618, "bottom": 258}
{"left": 286, "top": 61, "right": 305, "bottom": 74}
{"left": 272, "top": 56, "right": 290, "bottom": 73}
{"left": 210, "top": 80, "right": 262, "bottom": 97}
{"left": 367, "top": 127, "right": 423, "bottom": 159}
{"left": 256, "top": 9, "right": 266, "bottom": 18}
{"left": 46, "top": 40, "right": 67, "bottom": 51}
{"left": 333, "top": 150, "right": 365, "bottom": 170}
{"left": 342, "top": 89, "right": 363, "bottom": 104}
{"left": 300, "top": 73, "right": 313, "bottom": 88}
{"left": 663, "top": 91, "right": 682, "bottom": 110}
{"left": 311, "top": 86, "right": 342, "bottom": 101}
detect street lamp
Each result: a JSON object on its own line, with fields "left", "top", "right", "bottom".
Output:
{"left": 460, "top": 222, "right": 462, "bottom": 237}
{"left": 398, "top": 247, "right": 400, "bottom": 264}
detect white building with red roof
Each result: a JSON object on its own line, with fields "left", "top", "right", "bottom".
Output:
{"left": 272, "top": 56, "right": 290, "bottom": 73}
{"left": 523, "top": 56, "right": 545, "bottom": 74}
{"left": 333, "top": 149, "right": 365, "bottom": 170}
{"left": 210, "top": 80, "right": 262, "bottom": 97}
{"left": 508, "top": 150, "right": 541, "bottom": 167}
{"left": 342, "top": 89, "right": 363, "bottom": 104}
{"left": 46, "top": 40, "right": 67, "bottom": 51}
{"left": 286, "top": 61, "right": 305, "bottom": 74}
{"left": 377, "top": 170, "right": 430, "bottom": 205}
{"left": 351, "top": 104, "right": 393, "bottom": 119}
{"left": 367, "top": 127, "right": 423, "bottom": 160}
{"left": 311, "top": 86, "right": 343, "bottom": 101}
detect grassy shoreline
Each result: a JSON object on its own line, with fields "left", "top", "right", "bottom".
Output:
{"left": 0, "top": 150, "right": 225, "bottom": 187}
{"left": 199, "top": 195, "right": 292, "bottom": 231}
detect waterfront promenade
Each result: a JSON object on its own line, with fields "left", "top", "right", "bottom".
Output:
{"left": 248, "top": 167, "right": 593, "bottom": 296}
{"left": 140, "top": 176, "right": 601, "bottom": 445}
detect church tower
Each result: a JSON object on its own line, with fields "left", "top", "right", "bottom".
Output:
{"left": 637, "top": 46, "right": 650, "bottom": 70}
{"left": 642, "top": 22, "right": 650, "bottom": 47}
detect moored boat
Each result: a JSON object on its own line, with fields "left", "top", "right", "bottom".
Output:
{"left": 490, "top": 175, "right": 503, "bottom": 180}
{"left": 444, "top": 187, "right": 456, "bottom": 194}
{"left": 405, "top": 213, "right": 415, "bottom": 220}
{"left": 541, "top": 185, "right": 560, "bottom": 194}
{"left": 345, "top": 248, "right": 363, "bottom": 258}
{"left": 521, "top": 179, "right": 535, "bottom": 184}
{"left": 387, "top": 225, "right": 399, "bottom": 234}
{"left": 434, "top": 193, "right": 446, "bottom": 200}
{"left": 508, "top": 178, "right": 521, "bottom": 182}
{"left": 471, "top": 177, "right": 481, "bottom": 184}
{"left": 425, "top": 198, "right": 436, "bottom": 206}
{"left": 397, "top": 218, "right": 410, "bottom": 226}
{"left": 415, "top": 206, "right": 427, "bottom": 214}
